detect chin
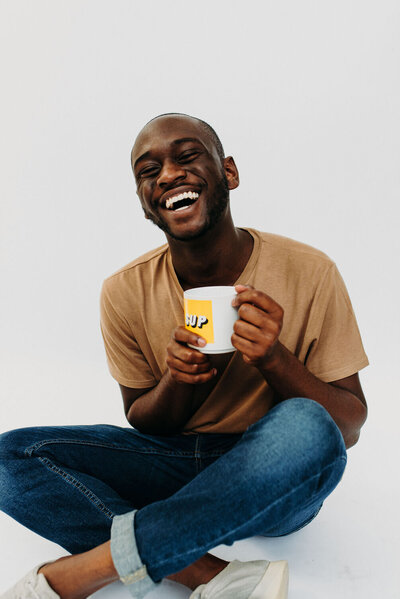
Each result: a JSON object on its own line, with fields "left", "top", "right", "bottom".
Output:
{"left": 144, "top": 185, "right": 229, "bottom": 242}
{"left": 165, "top": 222, "right": 212, "bottom": 242}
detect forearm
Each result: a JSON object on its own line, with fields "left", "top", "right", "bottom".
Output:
{"left": 259, "top": 342, "right": 367, "bottom": 448}
{"left": 126, "top": 327, "right": 216, "bottom": 435}
{"left": 126, "top": 370, "right": 202, "bottom": 435}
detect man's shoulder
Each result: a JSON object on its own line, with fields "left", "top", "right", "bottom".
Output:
{"left": 251, "top": 229, "right": 334, "bottom": 266}
{"left": 106, "top": 243, "right": 168, "bottom": 279}
{"left": 102, "top": 243, "right": 169, "bottom": 292}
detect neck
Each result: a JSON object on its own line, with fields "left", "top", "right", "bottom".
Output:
{"left": 167, "top": 217, "right": 253, "bottom": 290}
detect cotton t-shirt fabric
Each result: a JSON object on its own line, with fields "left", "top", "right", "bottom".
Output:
{"left": 100, "top": 228, "right": 369, "bottom": 434}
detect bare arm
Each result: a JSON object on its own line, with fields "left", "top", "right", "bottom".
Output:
{"left": 120, "top": 327, "right": 217, "bottom": 435}
{"left": 257, "top": 342, "right": 367, "bottom": 448}
{"left": 232, "top": 285, "right": 368, "bottom": 449}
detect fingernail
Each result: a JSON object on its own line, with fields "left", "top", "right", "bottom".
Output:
{"left": 198, "top": 338, "right": 206, "bottom": 346}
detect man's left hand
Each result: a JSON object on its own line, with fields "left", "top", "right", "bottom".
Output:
{"left": 231, "top": 285, "right": 284, "bottom": 368}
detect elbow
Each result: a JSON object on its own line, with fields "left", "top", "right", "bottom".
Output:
{"left": 126, "top": 412, "right": 181, "bottom": 436}
{"left": 344, "top": 430, "right": 360, "bottom": 449}
{"left": 357, "top": 398, "right": 368, "bottom": 433}
{"left": 344, "top": 401, "right": 368, "bottom": 449}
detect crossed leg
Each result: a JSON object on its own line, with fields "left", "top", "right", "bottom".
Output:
{"left": 0, "top": 398, "right": 347, "bottom": 598}
{"left": 39, "top": 545, "right": 227, "bottom": 598}
{"left": 0, "top": 420, "right": 238, "bottom": 596}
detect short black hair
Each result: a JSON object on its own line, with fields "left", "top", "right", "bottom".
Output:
{"left": 146, "top": 113, "right": 225, "bottom": 163}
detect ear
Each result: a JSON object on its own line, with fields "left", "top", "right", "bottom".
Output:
{"left": 223, "top": 156, "right": 240, "bottom": 190}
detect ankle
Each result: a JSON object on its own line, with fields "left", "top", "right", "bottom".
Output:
{"left": 38, "top": 543, "right": 119, "bottom": 599}
{"left": 167, "top": 554, "right": 229, "bottom": 590}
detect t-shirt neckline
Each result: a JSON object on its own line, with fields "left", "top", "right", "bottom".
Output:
{"left": 166, "top": 228, "right": 261, "bottom": 307}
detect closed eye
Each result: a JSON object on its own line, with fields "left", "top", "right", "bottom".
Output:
{"left": 178, "top": 151, "right": 200, "bottom": 162}
{"left": 138, "top": 165, "right": 160, "bottom": 178}
{"left": 137, "top": 150, "right": 200, "bottom": 179}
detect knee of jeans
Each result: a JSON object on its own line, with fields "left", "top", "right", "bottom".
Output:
{"left": 254, "top": 397, "right": 347, "bottom": 470}
{"left": 0, "top": 427, "right": 40, "bottom": 478}
{"left": 0, "top": 428, "right": 25, "bottom": 459}
{"left": 237, "top": 399, "right": 347, "bottom": 511}
{"left": 0, "top": 429, "right": 27, "bottom": 507}
{"left": 277, "top": 397, "right": 346, "bottom": 462}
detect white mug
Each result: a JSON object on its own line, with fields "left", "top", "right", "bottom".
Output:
{"left": 184, "top": 286, "right": 238, "bottom": 354}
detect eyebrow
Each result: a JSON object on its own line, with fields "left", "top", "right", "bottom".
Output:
{"left": 133, "top": 137, "right": 205, "bottom": 170}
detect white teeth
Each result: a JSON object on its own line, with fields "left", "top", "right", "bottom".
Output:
{"left": 165, "top": 191, "right": 199, "bottom": 209}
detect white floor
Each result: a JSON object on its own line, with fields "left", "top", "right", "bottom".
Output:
{"left": 1, "top": 375, "right": 398, "bottom": 598}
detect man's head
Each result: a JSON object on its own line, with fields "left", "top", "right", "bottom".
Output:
{"left": 145, "top": 113, "right": 226, "bottom": 164}
{"left": 131, "top": 113, "right": 239, "bottom": 241}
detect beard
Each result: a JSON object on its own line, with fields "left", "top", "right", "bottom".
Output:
{"left": 142, "top": 173, "right": 230, "bottom": 242}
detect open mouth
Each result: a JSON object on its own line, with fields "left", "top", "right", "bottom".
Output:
{"left": 164, "top": 191, "right": 200, "bottom": 212}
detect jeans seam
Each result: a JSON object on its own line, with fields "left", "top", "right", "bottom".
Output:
{"left": 24, "top": 439, "right": 203, "bottom": 458}
{"left": 37, "top": 456, "right": 115, "bottom": 520}
{"left": 194, "top": 435, "right": 201, "bottom": 473}
{"left": 155, "top": 454, "right": 347, "bottom": 567}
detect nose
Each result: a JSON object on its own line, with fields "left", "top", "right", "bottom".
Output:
{"left": 157, "top": 159, "right": 186, "bottom": 188}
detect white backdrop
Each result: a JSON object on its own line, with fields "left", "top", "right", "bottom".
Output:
{"left": 1, "top": 1, "right": 399, "bottom": 598}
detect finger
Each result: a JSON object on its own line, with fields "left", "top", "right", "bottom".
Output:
{"left": 169, "top": 342, "right": 210, "bottom": 364}
{"left": 170, "top": 368, "right": 218, "bottom": 385}
{"left": 169, "top": 330, "right": 210, "bottom": 364}
{"left": 232, "top": 288, "right": 282, "bottom": 315}
{"left": 233, "top": 288, "right": 278, "bottom": 311}
{"left": 233, "top": 318, "right": 266, "bottom": 341}
{"left": 234, "top": 315, "right": 282, "bottom": 348}
{"left": 235, "top": 303, "right": 267, "bottom": 328}
{"left": 166, "top": 355, "right": 213, "bottom": 375}
{"left": 231, "top": 333, "right": 265, "bottom": 363}
{"left": 174, "top": 326, "right": 207, "bottom": 349}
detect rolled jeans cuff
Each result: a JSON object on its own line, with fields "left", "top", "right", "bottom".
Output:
{"left": 110, "top": 510, "right": 157, "bottom": 598}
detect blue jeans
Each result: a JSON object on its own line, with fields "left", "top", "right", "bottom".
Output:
{"left": 0, "top": 398, "right": 347, "bottom": 598}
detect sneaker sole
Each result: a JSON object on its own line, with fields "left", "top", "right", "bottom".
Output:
{"left": 248, "top": 560, "right": 289, "bottom": 599}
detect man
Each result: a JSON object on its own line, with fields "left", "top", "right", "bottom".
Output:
{"left": 0, "top": 113, "right": 368, "bottom": 599}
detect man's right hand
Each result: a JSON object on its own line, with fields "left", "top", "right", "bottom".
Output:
{"left": 121, "top": 326, "right": 217, "bottom": 434}
{"left": 166, "top": 326, "right": 217, "bottom": 384}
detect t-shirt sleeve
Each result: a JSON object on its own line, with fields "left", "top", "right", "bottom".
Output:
{"left": 100, "top": 280, "right": 158, "bottom": 389}
{"left": 304, "top": 263, "right": 369, "bottom": 382}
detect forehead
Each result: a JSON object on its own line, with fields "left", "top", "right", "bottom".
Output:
{"left": 131, "top": 116, "right": 213, "bottom": 166}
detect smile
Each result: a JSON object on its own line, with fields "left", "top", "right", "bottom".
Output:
{"left": 165, "top": 191, "right": 199, "bottom": 211}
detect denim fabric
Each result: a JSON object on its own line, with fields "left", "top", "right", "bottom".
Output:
{"left": 111, "top": 511, "right": 157, "bottom": 597}
{"left": 0, "top": 398, "right": 347, "bottom": 598}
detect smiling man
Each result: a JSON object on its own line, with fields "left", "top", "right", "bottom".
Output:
{"left": 132, "top": 117, "right": 231, "bottom": 242}
{"left": 0, "top": 114, "right": 369, "bottom": 599}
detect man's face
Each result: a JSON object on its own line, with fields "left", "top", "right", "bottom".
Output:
{"left": 131, "top": 116, "right": 238, "bottom": 241}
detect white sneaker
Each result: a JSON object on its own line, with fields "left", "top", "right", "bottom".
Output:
{"left": 0, "top": 564, "right": 60, "bottom": 599}
{"left": 189, "top": 559, "right": 289, "bottom": 599}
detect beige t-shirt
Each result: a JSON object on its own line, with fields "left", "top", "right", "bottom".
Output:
{"left": 100, "top": 229, "right": 369, "bottom": 434}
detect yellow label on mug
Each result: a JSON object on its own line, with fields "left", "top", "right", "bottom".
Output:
{"left": 184, "top": 299, "right": 214, "bottom": 344}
